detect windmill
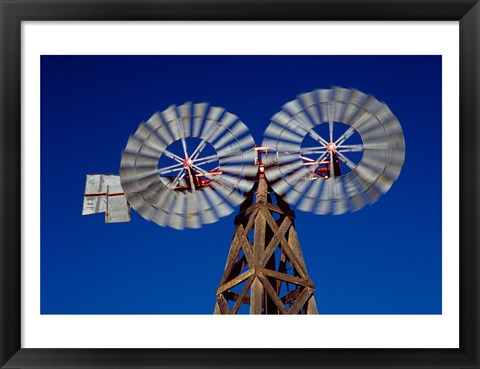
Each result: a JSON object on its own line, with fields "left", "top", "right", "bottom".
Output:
{"left": 82, "top": 87, "right": 405, "bottom": 315}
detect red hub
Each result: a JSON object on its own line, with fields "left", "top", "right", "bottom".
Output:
{"left": 326, "top": 142, "right": 336, "bottom": 152}
{"left": 182, "top": 158, "right": 193, "bottom": 168}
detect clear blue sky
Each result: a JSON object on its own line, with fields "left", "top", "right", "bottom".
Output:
{"left": 40, "top": 55, "right": 442, "bottom": 314}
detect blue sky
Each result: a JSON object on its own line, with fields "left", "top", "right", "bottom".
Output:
{"left": 40, "top": 55, "right": 442, "bottom": 314}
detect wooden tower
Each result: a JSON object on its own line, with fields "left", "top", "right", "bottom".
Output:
{"left": 214, "top": 172, "right": 318, "bottom": 314}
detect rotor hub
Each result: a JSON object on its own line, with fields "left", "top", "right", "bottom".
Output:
{"left": 326, "top": 142, "right": 336, "bottom": 152}
{"left": 182, "top": 158, "right": 193, "bottom": 168}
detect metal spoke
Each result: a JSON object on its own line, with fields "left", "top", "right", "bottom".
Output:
{"left": 304, "top": 150, "right": 329, "bottom": 174}
{"left": 194, "top": 153, "right": 219, "bottom": 166}
{"left": 186, "top": 167, "right": 198, "bottom": 195}
{"left": 300, "top": 145, "right": 326, "bottom": 156}
{"left": 328, "top": 102, "right": 334, "bottom": 142}
{"left": 176, "top": 116, "right": 189, "bottom": 159}
{"left": 337, "top": 151, "right": 357, "bottom": 170}
{"left": 169, "top": 168, "right": 187, "bottom": 189}
{"left": 334, "top": 126, "right": 356, "bottom": 147}
{"left": 329, "top": 152, "right": 335, "bottom": 178}
{"left": 162, "top": 148, "right": 185, "bottom": 165}
{"left": 337, "top": 144, "right": 364, "bottom": 153}
{"left": 158, "top": 162, "right": 185, "bottom": 175}
{"left": 307, "top": 128, "right": 329, "bottom": 147}
{"left": 190, "top": 126, "right": 216, "bottom": 161}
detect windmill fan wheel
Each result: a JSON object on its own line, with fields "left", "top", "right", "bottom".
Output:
{"left": 262, "top": 87, "right": 406, "bottom": 215}
{"left": 119, "top": 102, "right": 257, "bottom": 229}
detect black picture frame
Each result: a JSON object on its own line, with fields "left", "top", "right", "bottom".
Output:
{"left": 1, "top": 1, "right": 479, "bottom": 368}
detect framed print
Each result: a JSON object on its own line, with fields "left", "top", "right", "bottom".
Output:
{"left": 1, "top": 1, "right": 479, "bottom": 368}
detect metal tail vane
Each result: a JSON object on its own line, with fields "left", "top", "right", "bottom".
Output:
{"left": 82, "top": 87, "right": 405, "bottom": 314}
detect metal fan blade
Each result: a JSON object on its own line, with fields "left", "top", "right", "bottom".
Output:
{"left": 212, "top": 121, "right": 249, "bottom": 150}
{"left": 160, "top": 105, "right": 183, "bottom": 142}
{"left": 192, "top": 103, "right": 209, "bottom": 137}
{"left": 270, "top": 110, "right": 293, "bottom": 128}
{"left": 262, "top": 138, "right": 300, "bottom": 153}
{"left": 209, "top": 181, "right": 246, "bottom": 206}
{"left": 342, "top": 173, "right": 368, "bottom": 212}
{"left": 298, "top": 91, "right": 322, "bottom": 125}
{"left": 270, "top": 166, "right": 309, "bottom": 195}
{"left": 282, "top": 98, "right": 305, "bottom": 117}
{"left": 216, "top": 136, "right": 255, "bottom": 157}
{"left": 373, "top": 175, "right": 394, "bottom": 194}
{"left": 206, "top": 105, "right": 225, "bottom": 123}
{"left": 133, "top": 124, "right": 172, "bottom": 153}
{"left": 206, "top": 111, "right": 238, "bottom": 144}
{"left": 202, "top": 186, "right": 234, "bottom": 218}
{"left": 177, "top": 102, "right": 192, "bottom": 136}
{"left": 220, "top": 164, "right": 258, "bottom": 178}
{"left": 196, "top": 190, "right": 219, "bottom": 224}
{"left": 185, "top": 213, "right": 202, "bottom": 229}
{"left": 219, "top": 150, "right": 257, "bottom": 165}
{"left": 168, "top": 213, "right": 185, "bottom": 230}
{"left": 120, "top": 151, "right": 159, "bottom": 168}
{"left": 331, "top": 178, "right": 348, "bottom": 215}
{"left": 264, "top": 123, "right": 303, "bottom": 144}
{"left": 264, "top": 161, "right": 302, "bottom": 182}
{"left": 120, "top": 171, "right": 159, "bottom": 193}
{"left": 143, "top": 114, "right": 175, "bottom": 147}
{"left": 314, "top": 178, "right": 334, "bottom": 215}
{"left": 297, "top": 178, "right": 324, "bottom": 213}
{"left": 341, "top": 89, "right": 368, "bottom": 124}
{"left": 353, "top": 165, "right": 379, "bottom": 184}
{"left": 276, "top": 153, "right": 301, "bottom": 164}
{"left": 124, "top": 136, "right": 163, "bottom": 158}
{"left": 361, "top": 151, "right": 388, "bottom": 173}
{"left": 282, "top": 178, "right": 309, "bottom": 205}
{"left": 119, "top": 166, "right": 159, "bottom": 185}
{"left": 135, "top": 201, "right": 157, "bottom": 221}
{"left": 143, "top": 182, "right": 170, "bottom": 208}
{"left": 151, "top": 208, "right": 169, "bottom": 227}
{"left": 212, "top": 173, "right": 252, "bottom": 193}
{"left": 332, "top": 87, "right": 351, "bottom": 123}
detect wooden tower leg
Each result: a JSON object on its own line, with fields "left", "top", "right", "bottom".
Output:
{"left": 214, "top": 175, "right": 318, "bottom": 314}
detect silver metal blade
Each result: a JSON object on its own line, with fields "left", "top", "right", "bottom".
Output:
{"left": 212, "top": 121, "right": 249, "bottom": 150}
{"left": 282, "top": 98, "right": 304, "bottom": 116}
{"left": 151, "top": 208, "right": 169, "bottom": 227}
{"left": 209, "top": 180, "right": 246, "bottom": 206}
{"left": 270, "top": 110, "right": 292, "bottom": 127}
{"left": 161, "top": 105, "right": 182, "bottom": 142}
{"left": 119, "top": 171, "right": 158, "bottom": 192}
{"left": 120, "top": 151, "right": 159, "bottom": 169}
{"left": 264, "top": 123, "right": 303, "bottom": 143}
{"left": 133, "top": 124, "right": 172, "bottom": 152}
{"left": 331, "top": 178, "right": 348, "bottom": 215}
{"left": 297, "top": 178, "right": 323, "bottom": 213}
{"left": 220, "top": 164, "right": 258, "bottom": 177}
{"left": 282, "top": 178, "right": 309, "bottom": 205}
{"left": 298, "top": 91, "right": 322, "bottom": 125}
{"left": 206, "top": 111, "right": 238, "bottom": 144}
{"left": 119, "top": 167, "right": 159, "bottom": 185}
{"left": 143, "top": 114, "right": 175, "bottom": 147}
{"left": 277, "top": 153, "right": 301, "bottom": 164}
{"left": 192, "top": 103, "right": 209, "bottom": 137}
{"left": 219, "top": 150, "right": 256, "bottom": 165}
{"left": 216, "top": 135, "right": 255, "bottom": 157}
{"left": 196, "top": 190, "right": 219, "bottom": 224}
{"left": 262, "top": 139, "right": 300, "bottom": 153}
{"left": 177, "top": 102, "right": 192, "bottom": 138}
{"left": 202, "top": 186, "right": 234, "bottom": 218}
{"left": 124, "top": 135, "right": 162, "bottom": 158}
{"left": 277, "top": 161, "right": 305, "bottom": 180}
